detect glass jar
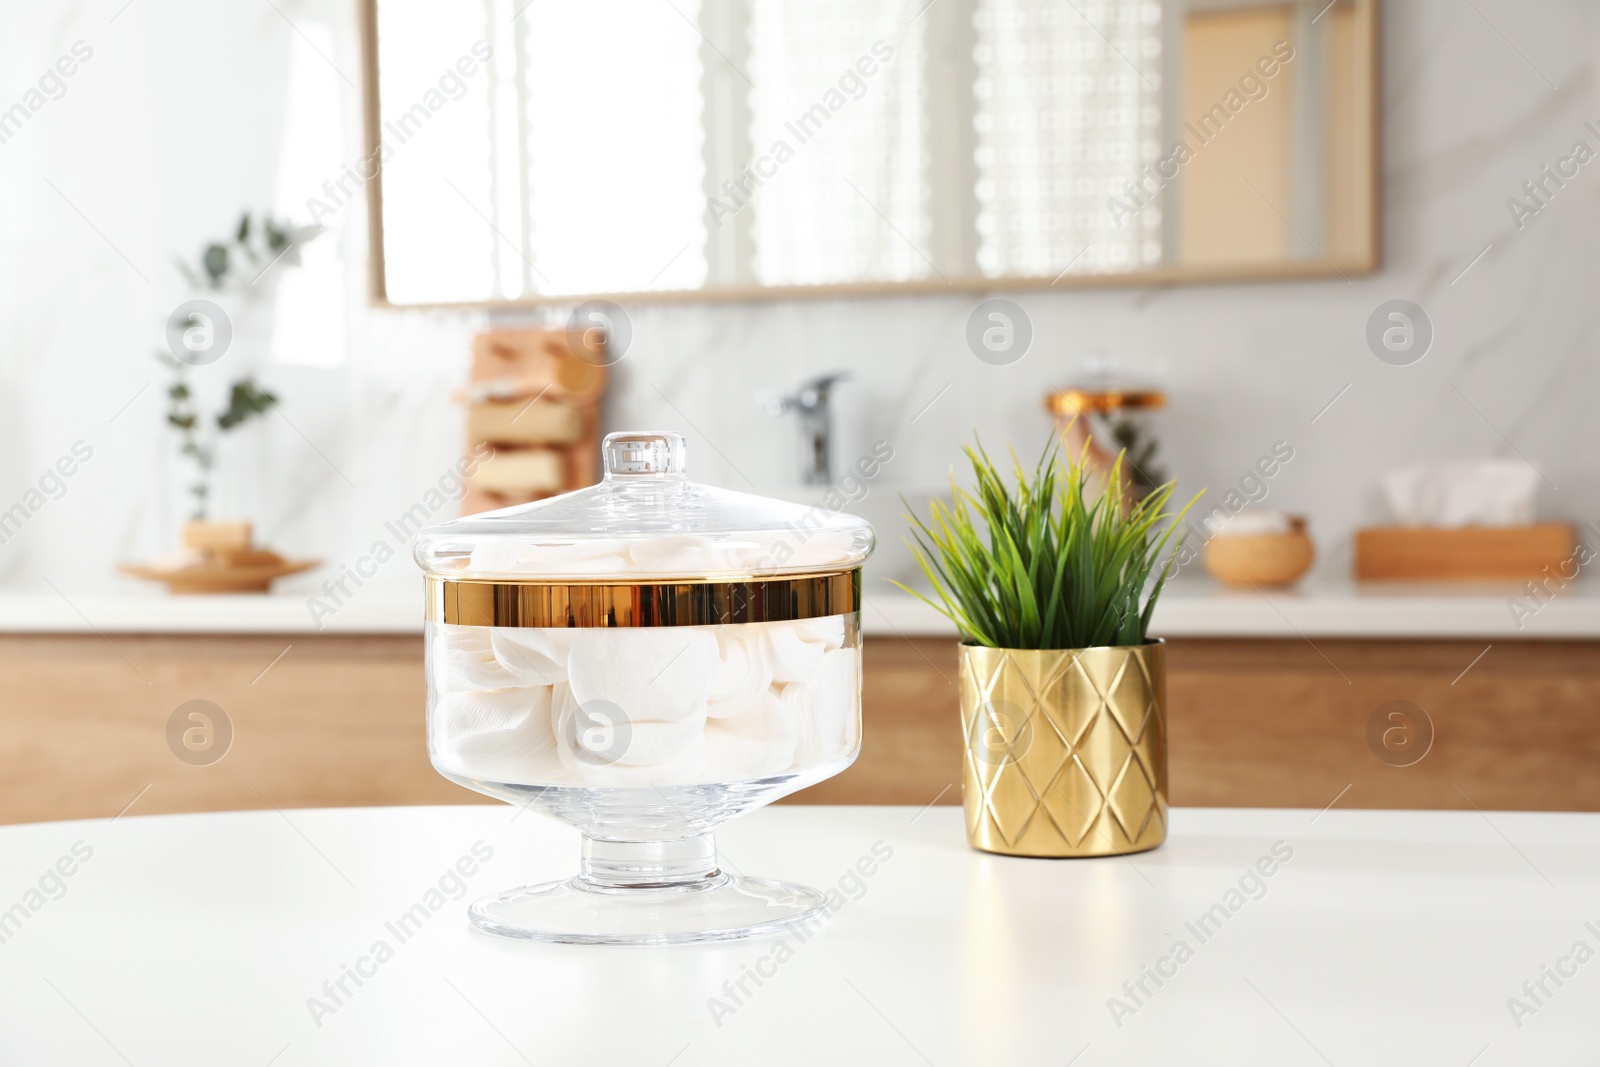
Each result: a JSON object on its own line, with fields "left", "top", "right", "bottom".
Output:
{"left": 414, "top": 430, "right": 873, "bottom": 944}
{"left": 1046, "top": 383, "right": 1168, "bottom": 498}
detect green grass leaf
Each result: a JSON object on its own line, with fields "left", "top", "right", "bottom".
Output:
{"left": 901, "top": 433, "right": 1201, "bottom": 649}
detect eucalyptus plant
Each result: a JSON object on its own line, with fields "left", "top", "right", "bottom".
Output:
{"left": 174, "top": 210, "right": 314, "bottom": 290}
{"left": 156, "top": 210, "right": 312, "bottom": 521}
{"left": 895, "top": 437, "right": 1199, "bottom": 650}
{"left": 159, "top": 362, "right": 278, "bottom": 520}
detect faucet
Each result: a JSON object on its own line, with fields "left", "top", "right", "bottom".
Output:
{"left": 761, "top": 372, "right": 847, "bottom": 485}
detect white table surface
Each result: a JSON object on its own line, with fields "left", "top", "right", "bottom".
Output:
{"left": 0, "top": 804, "right": 1594, "bottom": 1065}
{"left": 3, "top": 578, "right": 1598, "bottom": 638}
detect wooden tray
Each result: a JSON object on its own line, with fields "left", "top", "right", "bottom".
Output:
{"left": 1354, "top": 524, "right": 1574, "bottom": 581}
{"left": 121, "top": 559, "right": 318, "bottom": 594}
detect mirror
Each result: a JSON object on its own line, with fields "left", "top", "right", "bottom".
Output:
{"left": 361, "top": 0, "right": 1377, "bottom": 306}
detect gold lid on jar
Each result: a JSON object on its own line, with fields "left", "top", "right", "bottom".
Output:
{"left": 425, "top": 569, "right": 860, "bottom": 628}
{"left": 1046, "top": 387, "right": 1167, "bottom": 416}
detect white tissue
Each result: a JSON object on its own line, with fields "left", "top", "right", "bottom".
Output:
{"left": 1382, "top": 461, "right": 1538, "bottom": 528}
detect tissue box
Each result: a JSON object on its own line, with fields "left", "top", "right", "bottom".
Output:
{"left": 1354, "top": 524, "right": 1573, "bottom": 581}
{"left": 1382, "top": 461, "right": 1539, "bottom": 528}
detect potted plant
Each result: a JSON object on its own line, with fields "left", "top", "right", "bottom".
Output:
{"left": 897, "top": 439, "right": 1196, "bottom": 857}
{"left": 120, "top": 211, "right": 320, "bottom": 594}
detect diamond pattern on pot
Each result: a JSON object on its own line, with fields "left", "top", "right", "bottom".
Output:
{"left": 1038, "top": 650, "right": 1103, "bottom": 749}
{"left": 1102, "top": 651, "right": 1158, "bottom": 745}
{"left": 1039, "top": 753, "right": 1105, "bottom": 847}
{"left": 1106, "top": 749, "right": 1159, "bottom": 842}
{"left": 960, "top": 643, "right": 1167, "bottom": 857}
{"left": 964, "top": 651, "right": 1052, "bottom": 845}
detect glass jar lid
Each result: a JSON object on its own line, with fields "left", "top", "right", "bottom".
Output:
{"left": 414, "top": 431, "right": 875, "bottom": 583}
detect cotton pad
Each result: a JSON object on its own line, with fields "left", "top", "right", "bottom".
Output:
{"left": 433, "top": 686, "right": 560, "bottom": 783}
{"left": 437, "top": 627, "right": 524, "bottom": 691}
{"left": 566, "top": 627, "right": 717, "bottom": 725}
{"left": 791, "top": 614, "right": 848, "bottom": 651}
{"left": 625, "top": 533, "right": 787, "bottom": 574}
{"left": 470, "top": 538, "right": 631, "bottom": 577}
{"left": 438, "top": 618, "right": 856, "bottom": 787}
{"left": 550, "top": 681, "right": 709, "bottom": 786}
{"left": 706, "top": 626, "right": 775, "bottom": 719}
{"left": 701, "top": 690, "right": 797, "bottom": 779}
{"left": 490, "top": 627, "right": 572, "bottom": 685}
{"left": 763, "top": 620, "right": 828, "bottom": 683}
{"left": 780, "top": 647, "right": 860, "bottom": 767}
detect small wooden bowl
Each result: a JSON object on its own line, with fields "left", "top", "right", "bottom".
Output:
{"left": 1203, "top": 517, "right": 1315, "bottom": 589}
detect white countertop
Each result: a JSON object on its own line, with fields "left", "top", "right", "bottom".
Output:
{"left": 0, "top": 804, "right": 1592, "bottom": 1065}
{"left": 0, "top": 578, "right": 1595, "bottom": 638}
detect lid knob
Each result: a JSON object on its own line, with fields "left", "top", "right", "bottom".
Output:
{"left": 603, "top": 431, "right": 687, "bottom": 477}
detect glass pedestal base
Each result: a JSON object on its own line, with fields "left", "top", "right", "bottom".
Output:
{"left": 468, "top": 831, "right": 826, "bottom": 945}
{"left": 470, "top": 873, "right": 825, "bottom": 945}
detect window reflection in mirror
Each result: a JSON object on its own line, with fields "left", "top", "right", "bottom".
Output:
{"left": 362, "top": 0, "right": 1377, "bottom": 306}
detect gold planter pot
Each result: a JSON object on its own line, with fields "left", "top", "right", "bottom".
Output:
{"left": 960, "top": 641, "right": 1167, "bottom": 857}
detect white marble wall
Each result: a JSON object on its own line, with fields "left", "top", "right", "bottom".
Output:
{"left": 1, "top": 0, "right": 1595, "bottom": 601}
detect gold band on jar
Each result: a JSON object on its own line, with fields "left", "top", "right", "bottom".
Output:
{"left": 1046, "top": 387, "right": 1167, "bottom": 415}
{"left": 425, "top": 570, "right": 861, "bottom": 628}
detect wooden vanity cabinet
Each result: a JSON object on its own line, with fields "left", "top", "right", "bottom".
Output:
{"left": 2, "top": 633, "right": 1596, "bottom": 825}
